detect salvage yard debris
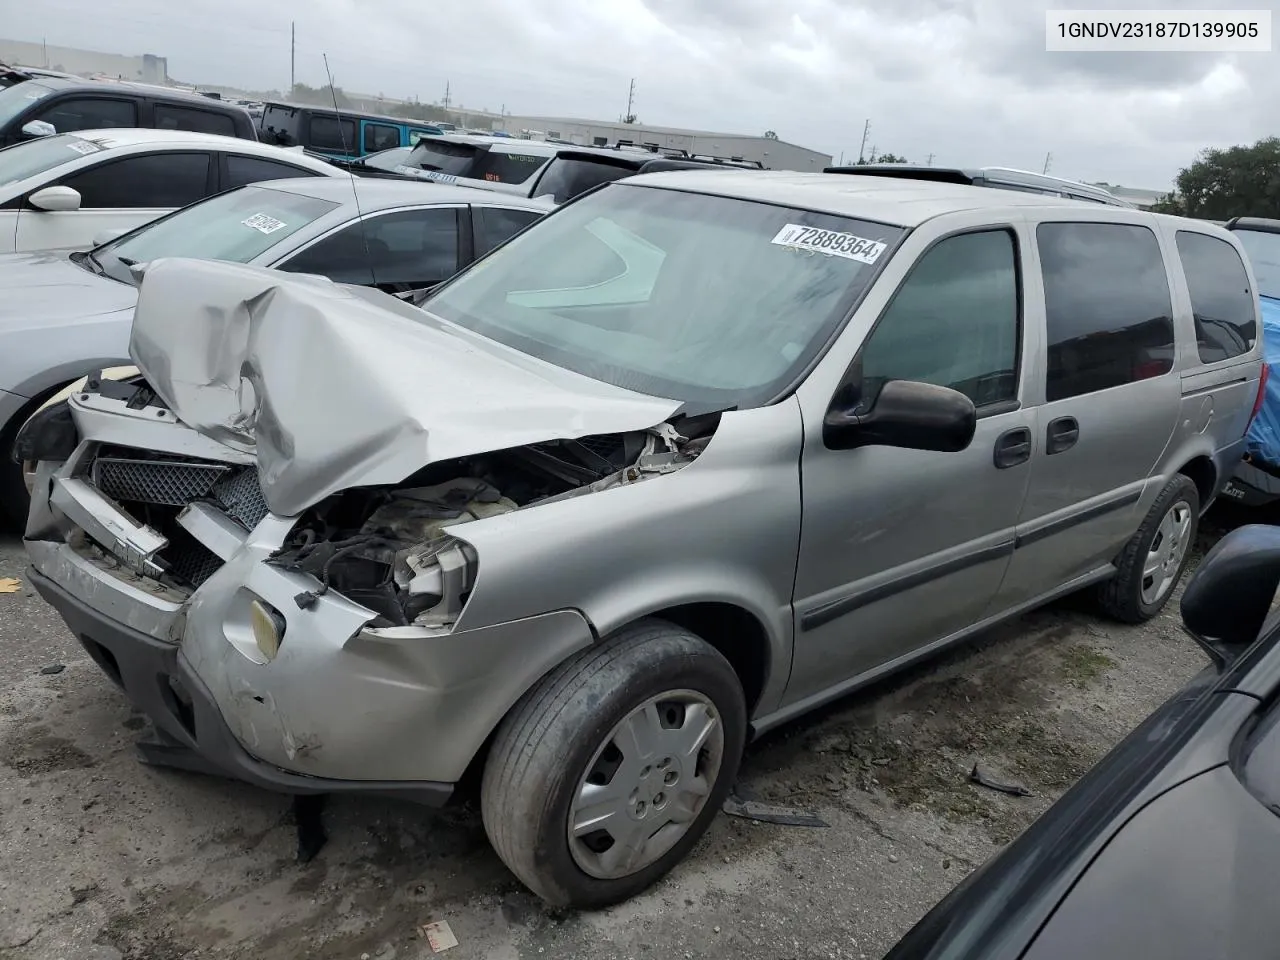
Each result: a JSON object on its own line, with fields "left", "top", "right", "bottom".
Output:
{"left": 969, "top": 762, "right": 1034, "bottom": 797}
{"left": 420, "top": 920, "right": 458, "bottom": 952}
{"left": 722, "top": 793, "right": 829, "bottom": 828}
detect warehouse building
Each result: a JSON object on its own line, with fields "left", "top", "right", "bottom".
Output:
{"left": 0, "top": 37, "right": 168, "bottom": 84}
{"left": 492, "top": 115, "right": 832, "bottom": 171}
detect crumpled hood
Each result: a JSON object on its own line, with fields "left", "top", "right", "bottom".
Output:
{"left": 0, "top": 252, "right": 137, "bottom": 328}
{"left": 129, "top": 258, "right": 681, "bottom": 517}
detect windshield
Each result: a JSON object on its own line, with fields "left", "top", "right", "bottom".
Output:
{"left": 0, "top": 132, "right": 102, "bottom": 189}
{"left": 94, "top": 185, "right": 339, "bottom": 283}
{"left": 1234, "top": 228, "right": 1280, "bottom": 301}
{"left": 403, "top": 139, "right": 479, "bottom": 175}
{"left": 0, "top": 79, "right": 54, "bottom": 129}
{"left": 424, "top": 183, "right": 904, "bottom": 408}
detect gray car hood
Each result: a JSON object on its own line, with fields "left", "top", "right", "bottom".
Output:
{"left": 129, "top": 258, "right": 682, "bottom": 517}
{"left": 0, "top": 252, "right": 137, "bottom": 327}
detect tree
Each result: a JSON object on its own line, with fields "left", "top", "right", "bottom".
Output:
{"left": 290, "top": 82, "right": 351, "bottom": 109}
{"left": 1169, "top": 137, "right": 1280, "bottom": 219}
{"left": 623, "top": 113, "right": 638, "bottom": 124}
{"left": 1150, "top": 193, "right": 1185, "bottom": 215}
{"left": 763, "top": 130, "right": 779, "bottom": 140}
{"left": 856, "top": 152, "right": 908, "bottom": 165}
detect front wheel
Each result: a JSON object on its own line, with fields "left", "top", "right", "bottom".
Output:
{"left": 480, "top": 618, "right": 747, "bottom": 908}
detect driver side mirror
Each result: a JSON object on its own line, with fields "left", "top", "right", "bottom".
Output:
{"left": 1181, "top": 524, "right": 1280, "bottom": 668}
{"left": 21, "top": 119, "right": 57, "bottom": 138}
{"left": 28, "top": 185, "right": 81, "bottom": 212}
{"left": 823, "top": 378, "right": 977, "bottom": 453}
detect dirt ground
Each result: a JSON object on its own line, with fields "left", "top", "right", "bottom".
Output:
{"left": 0, "top": 510, "right": 1243, "bottom": 960}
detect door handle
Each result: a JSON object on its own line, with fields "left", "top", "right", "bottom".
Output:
{"left": 1047, "top": 417, "right": 1079, "bottom": 455}
{"left": 993, "top": 427, "right": 1032, "bottom": 469}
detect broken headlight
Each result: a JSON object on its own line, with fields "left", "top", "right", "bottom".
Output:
{"left": 396, "top": 535, "right": 479, "bottom": 627}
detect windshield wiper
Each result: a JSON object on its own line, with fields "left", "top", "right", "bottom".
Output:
{"left": 117, "top": 257, "right": 138, "bottom": 267}
{"left": 69, "top": 249, "right": 104, "bottom": 275}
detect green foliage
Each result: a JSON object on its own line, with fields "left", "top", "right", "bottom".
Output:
{"left": 1171, "top": 137, "right": 1280, "bottom": 219}
{"left": 763, "top": 130, "right": 779, "bottom": 140}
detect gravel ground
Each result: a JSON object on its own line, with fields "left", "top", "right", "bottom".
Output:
{"left": 0, "top": 509, "right": 1245, "bottom": 960}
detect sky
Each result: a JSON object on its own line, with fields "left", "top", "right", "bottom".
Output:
{"left": 4, "top": 0, "right": 1276, "bottom": 189}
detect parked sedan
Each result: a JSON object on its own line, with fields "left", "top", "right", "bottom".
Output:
{"left": 0, "top": 177, "right": 551, "bottom": 526}
{"left": 0, "top": 128, "right": 343, "bottom": 254}
{"left": 885, "top": 521, "right": 1280, "bottom": 960}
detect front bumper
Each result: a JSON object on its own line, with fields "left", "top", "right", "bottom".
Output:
{"left": 29, "top": 561, "right": 453, "bottom": 804}
{"left": 24, "top": 400, "right": 597, "bottom": 794}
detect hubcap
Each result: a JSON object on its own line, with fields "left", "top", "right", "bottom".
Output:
{"left": 1141, "top": 499, "right": 1193, "bottom": 606}
{"left": 568, "top": 689, "right": 724, "bottom": 880}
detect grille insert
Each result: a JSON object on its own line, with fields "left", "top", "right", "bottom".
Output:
{"left": 92, "top": 458, "right": 229, "bottom": 506}
{"left": 212, "top": 468, "right": 270, "bottom": 531}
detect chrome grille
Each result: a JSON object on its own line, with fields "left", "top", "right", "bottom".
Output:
{"left": 211, "top": 468, "right": 270, "bottom": 531}
{"left": 92, "top": 457, "right": 229, "bottom": 506}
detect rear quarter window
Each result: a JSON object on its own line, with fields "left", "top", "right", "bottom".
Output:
{"left": 1175, "top": 230, "right": 1258, "bottom": 363}
{"left": 154, "top": 103, "right": 236, "bottom": 137}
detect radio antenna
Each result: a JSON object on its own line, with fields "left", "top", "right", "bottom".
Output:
{"left": 322, "top": 53, "right": 373, "bottom": 283}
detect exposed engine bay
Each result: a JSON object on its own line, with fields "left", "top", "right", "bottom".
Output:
{"left": 249, "top": 415, "right": 717, "bottom": 628}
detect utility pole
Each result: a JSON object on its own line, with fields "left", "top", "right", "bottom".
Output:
{"left": 926, "top": 152, "right": 935, "bottom": 166}
{"left": 289, "top": 22, "right": 295, "bottom": 94}
{"left": 857, "top": 119, "right": 870, "bottom": 163}
{"left": 443, "top": 80, "right": 451, "bottom": 111}
{"left": 1043, "top": 152, "right": 1052, "bottom": 174}
{"left": 868, "top": 145, "right": 876, "bottom": 163}
{"left": 625, "top": 78, "right": 636, "bottom": 121}
{"left": 42, "top": 36, "right": 48, "bottom": 68}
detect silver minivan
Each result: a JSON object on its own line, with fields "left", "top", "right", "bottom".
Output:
{"left": 20, "top": 171, "right": 1264, "bottom": 908}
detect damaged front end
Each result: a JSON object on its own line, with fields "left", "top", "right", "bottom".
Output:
{"left": 268, "top": 418, "right": 717, "bottom": 630}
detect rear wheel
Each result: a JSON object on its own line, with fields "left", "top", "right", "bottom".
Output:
{"left": 1096, "top": 474, "right": 1200, "bottom": 623}
{"left": 480, "top": 618, "right": 746, "bottom": 908}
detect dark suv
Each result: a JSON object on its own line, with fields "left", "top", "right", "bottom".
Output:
{"left": 0, "top": 78, "right": 257, "bottom": 146}
{"left": 521, "top": 148, "right": 748, "bottom": 203}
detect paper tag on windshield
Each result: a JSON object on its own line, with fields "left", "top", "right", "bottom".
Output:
{"left": 771, "top": 224, "right": 886, "bottom": 264}
{"left": 242, "top": 213, "right": 287, "bottom": 235}
{"left": 66, "top": 140, "right": 98, "bottom": 155}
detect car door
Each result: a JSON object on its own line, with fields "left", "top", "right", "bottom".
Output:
{"left": 14, "top": 150, "right": 215, "bottom": 253}
{"left": 786, "top": 225, "right": 1036, "bottom": 706}
{"left": 992, "top": 219, "right": 1182, "bottom": 610}
{"left": 24, "top": 94, "right": 138, "bottom": 138}
{"left": 274, "top": 205, "right": 463, "bottom": 295}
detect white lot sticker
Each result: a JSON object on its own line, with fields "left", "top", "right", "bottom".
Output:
{"left": 66, "top": 140, "right": 98, "bottom": 155}
{"left": 424, "top": 171, "right": 458, "bottom": 185}
{"left": 242, "top": 212, "right": 288, "bottom": 235}
{"left": 771, "top": 223, "right": 887, "bottom": 264}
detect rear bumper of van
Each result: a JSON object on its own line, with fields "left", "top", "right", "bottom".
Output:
{"left": 1222, "top": 452, "right": 1280, "bottom": 508}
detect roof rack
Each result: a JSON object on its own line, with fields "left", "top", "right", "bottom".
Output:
{"left": 823, "top": 163, "right": 1132, "bottom": 207}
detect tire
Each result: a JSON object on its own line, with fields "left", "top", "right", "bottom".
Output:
{"left": 480, "top": 618, "right": 747, "bottom": 909}
{"left": 1096, "top": 474, "right": 1200, "bottom": 624}
{"left": 0, "top": 389, "right": 63, "bottom": 533}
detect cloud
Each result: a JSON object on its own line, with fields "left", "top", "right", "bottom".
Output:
{"left": 3, "top": 0, "right": 1276, "bottom": 188}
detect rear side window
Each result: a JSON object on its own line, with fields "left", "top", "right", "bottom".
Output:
{"left": 33, "top": 96, "right": 137, "bottom": 133}
{"left": 474, "top": 206, "right": 543, "bottom": 256}
{"left": 260, "top": 104, "right": 299, "bottom": 146}
{"left": 280, "top": 207, "right": 460, "bottom": 289}
{"left": 1037, "top": 222, "right": 1175, "bottom": 402}
{"left": 471, "top": 150, "right": 547, "bottom": 184}
{"left": 364, "top": 123, "right": 400, "bottom": 153}
{"left": 308, "top": 115, "right": 357, "bottom": 154}
{"left": 1175, "top": 230, "right": 1258, "bottom": 363}
{"left": 225, "top": 154, "right": 319, "bottom": 188}
{"left": 154, "top": 104, "right": 235, "bottom": 137}
{"left": 532, "top": 157, "right": 632, "bottom": 203}
{"left": 859, "top": 229, "right": 1020, "bottom": 409}
{"left": 57, "top": 151, "right": 211, "bottom": 208}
